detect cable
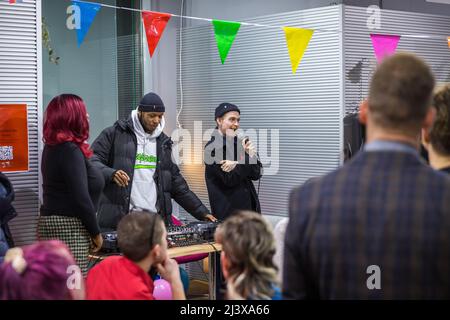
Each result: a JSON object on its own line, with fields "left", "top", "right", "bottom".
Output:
{"left": 176, "top": 0, "right": 184, "bottom": 129}
{"left": 71, "top": 0, "right": 450, "bottom": 40}
{"left": 71, "top": 0, "right": 344, "bottom": 34}
{"left": 257, "top": 177, "right": 261, "bottom": 196}
{"left": 256, "top": 153, "right": 262, "bottom": 196}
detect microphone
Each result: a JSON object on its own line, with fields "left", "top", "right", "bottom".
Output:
{"left": 236, "top": 130, "right": 260, "bottom": 161}
{"left": 236, "top": 130, "right": 249, "bottom": 145}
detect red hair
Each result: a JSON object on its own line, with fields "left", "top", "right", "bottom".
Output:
{"left": 43, "top": 94, "right": 92, "bottom": 158}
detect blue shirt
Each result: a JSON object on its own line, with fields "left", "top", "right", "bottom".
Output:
{"left": 271, "top": 286, "right": 282, "bottom": 300}
{"left": 364, "top": 140, "right": 418, "bottom": 156}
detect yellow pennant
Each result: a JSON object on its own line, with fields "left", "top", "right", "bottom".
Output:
{"left": 283, "top": 27, "right": 314, "bottom": 74}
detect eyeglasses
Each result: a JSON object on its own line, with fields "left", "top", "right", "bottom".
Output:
{"left": 148, "top": 213, "right": 158, "bottom": 248}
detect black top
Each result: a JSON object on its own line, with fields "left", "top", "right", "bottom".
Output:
{"left": 440, "top": 167, "right": 450, "bottom": 174}
{"left": 343, "top": 112, "right": 365, "bottom": 162}
{"left": 41, "top": 142, "right": 104, "bottom": 236}
{"left": 204, "top": 132, "right": 262, "bottom": 220}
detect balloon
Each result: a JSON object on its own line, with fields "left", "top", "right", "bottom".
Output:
{"left": 153, "top": 279, "right": 173, "bottom": 300}
{"left": 179, "top": 267, "right": 190, "bottom": 293}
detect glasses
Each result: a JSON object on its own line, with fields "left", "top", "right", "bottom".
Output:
{"left": 148, "top": 213, "right": 158, "bottom": 248}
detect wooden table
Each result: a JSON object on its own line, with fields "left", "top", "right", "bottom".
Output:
{"left": 88, "top": 242, "right": 222, "bottom": 300}
{"left": 169, "top": 243, "right": 222, "bottom": 300}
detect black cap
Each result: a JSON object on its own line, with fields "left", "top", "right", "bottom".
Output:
{"left": 138, "top": 92, "right": 165, "bottom": 112}
{"left": 215, "top": 102, "right": 240, "bottom": 119}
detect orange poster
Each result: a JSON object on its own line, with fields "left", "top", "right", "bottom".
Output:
{"left": 0, "top": 104, "right": 29, "bottom": 172}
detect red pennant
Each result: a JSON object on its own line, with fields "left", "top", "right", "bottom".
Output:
{"left": 142, "top": 11, "right": 172, "bottom": 57}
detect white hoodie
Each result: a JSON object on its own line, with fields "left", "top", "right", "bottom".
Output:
{"left": 129, "top": 109, "right": 165, "bottom": 213}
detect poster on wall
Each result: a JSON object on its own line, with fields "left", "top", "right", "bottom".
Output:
{"left": 0, "top": 104, "right": 29, "bottom": 172}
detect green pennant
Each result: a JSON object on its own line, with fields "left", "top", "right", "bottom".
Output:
{"left": 212, "top": 19, "right": 241, "bottom": 64}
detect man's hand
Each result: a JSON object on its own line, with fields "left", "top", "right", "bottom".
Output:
{"left": 156, "top": 258, "right": 186, "bottom": 300}
{"left": 156, "top": 257, "right": 181, "bottom": 284}
{"left": 91, "top": 234, "right": 103, "bottom": 253}
{"left": 243, "top": 139, "right": 257, "bottom": 158}
{"left": 204, "top": 214, "right": 218, "bottom": 222}
{"left": 220, "top": 160, "right": 238, "bottom": 172}
{"left": 112, "top": 170, "right": 130, "bottom": 187}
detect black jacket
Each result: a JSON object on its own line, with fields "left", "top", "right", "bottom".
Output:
{"left": 91, "top": 116, "right": 210, "bottom": 230}
{"left": 204, "top": 132, "right": 262, "bottom": 220}
{"left": 0, "top": 172, "right": 17, "bottom": 249}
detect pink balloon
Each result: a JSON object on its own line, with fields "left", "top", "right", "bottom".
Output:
{"left": 153, "top": 279, "right": 173, "bottom": 300}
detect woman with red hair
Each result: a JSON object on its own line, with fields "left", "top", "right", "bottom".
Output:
{"left": 38, "top": 94, "right": 104, "bottom": 275}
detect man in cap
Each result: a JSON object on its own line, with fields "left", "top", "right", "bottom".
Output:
{"left": 92, "top": 92, "right": 216, "bottom": 231}
{"left": 204, "top": 103, "right": 262, "bottom": 221}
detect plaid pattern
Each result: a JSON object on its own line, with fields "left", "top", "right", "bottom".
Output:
{"left": 284, "top": 151, "right": 450, "bottom": 299}
{"left": 38, "top": 215, "right": 91, "bottom": 276}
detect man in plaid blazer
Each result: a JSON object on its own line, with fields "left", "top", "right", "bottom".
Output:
{"left": 283, "top": 53, "right": 450, "bottom": 299}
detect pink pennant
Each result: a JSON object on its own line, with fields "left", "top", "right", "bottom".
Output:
{"left": 370, "top": 34, "right": 401, "bottom": 64}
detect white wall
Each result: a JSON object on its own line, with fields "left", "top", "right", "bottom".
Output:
{"left": 184, "top": 0, "right": 342, "bottom": 23}
{"left": 345, "top": 0, "right": 450, "bottom": 15}
{"left": 1, "top": 0, "right": 41, "bottom": 246}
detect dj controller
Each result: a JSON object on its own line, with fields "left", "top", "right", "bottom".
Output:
{"left": 100, "top": 221, "right": 220, "bottom": 253}
{"left": 166, "top": 221, "right": 219, "bottom": 248}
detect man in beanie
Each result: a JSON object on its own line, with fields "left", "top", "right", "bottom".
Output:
{"left": 204, "top": 103, "right": 262, "bottom": 220}
{"left": 91, "top": 92, "right": 216, "bottom": 231}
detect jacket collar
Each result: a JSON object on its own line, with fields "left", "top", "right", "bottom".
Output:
{"left": 117, "top": 116, "right": 172, "bottom": 147}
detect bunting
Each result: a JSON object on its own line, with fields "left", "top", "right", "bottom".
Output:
{"left": 66, "top": 1, "right": 450, "bottom": 75}
{"left": 212, "top": 20, "right": 241, "bottom": 64}
{"left": 72, "top": 0, "right": 101, "bottom": 47}
{"left": 370, "top": 34, "right": 401, "bottom": 64}
{"left": 142, "top": 11, "right": 172, "bottom": 57}
{"left": 283, "top": 27, "right": 314, "bottom": 74}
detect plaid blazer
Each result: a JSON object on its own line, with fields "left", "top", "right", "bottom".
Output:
{"left": 283, "top": 150, "right": 450, "bottom": 299}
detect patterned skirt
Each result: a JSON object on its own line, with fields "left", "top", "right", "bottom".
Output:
{"left": 37, "top": 215, "right": 91, "bottom": 276}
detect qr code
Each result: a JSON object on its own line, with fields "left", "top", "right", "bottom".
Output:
{"left": 0, "top": 146, "right": 13, "bottom": 161}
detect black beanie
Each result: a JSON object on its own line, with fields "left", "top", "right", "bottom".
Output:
{"left": 215, "top": 102, "right": 240, "bottom": 119}
{"left": 138, "top": 92, "right": 165, "bottom": 112}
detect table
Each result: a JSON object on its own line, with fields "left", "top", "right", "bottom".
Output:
{"left": 88, "top": 242, "right": 222, "bottom": 300}
{"left": 168, "top": 243, "right": 222, "bottom": 300}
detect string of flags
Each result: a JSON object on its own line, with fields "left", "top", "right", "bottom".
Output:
{"left": 6, "top": 0, "right": 450, "bottom": 73}
{"left": 67, "top": 0, "right": 316, "bottom": 74}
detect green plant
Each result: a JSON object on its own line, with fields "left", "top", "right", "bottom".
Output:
{"left": 42, "top": 17, "right": 60, "bottom": 65}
